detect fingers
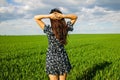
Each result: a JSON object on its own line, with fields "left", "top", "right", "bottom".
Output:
{"left": 55, "top": 13, "right": 63, "bottom": 19}
{"left": 50, "top": 12, "right": 63, "bottom": 20}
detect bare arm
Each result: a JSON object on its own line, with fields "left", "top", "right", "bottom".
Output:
{"left": 34, "top": 15, "right": 50, "bottom": 29}
{"left": 34, "top": 14, "right": 59, "bottom": 29}
{"left": 34, "top": 13, "right": 77, "bottom": 29}
{"left": 53, "top": 13, "right": 77, "bottom": 25}
{"left": 63, "top": 14, "right": 77, "bottom": 25}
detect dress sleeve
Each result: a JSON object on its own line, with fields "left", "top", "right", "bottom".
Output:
{"left": 43, "top": 25, "right": 51, "bottom": 34}
{"left": 67, "top": 21, "right": 73, "bottom": 31}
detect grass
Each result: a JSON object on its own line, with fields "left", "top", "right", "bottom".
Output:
{"left": 0, "top": 34, "right": 120, "bottom": 80}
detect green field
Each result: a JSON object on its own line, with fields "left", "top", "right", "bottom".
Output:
{"left": 0, "top": 34, "right": 120, "bottom": 80}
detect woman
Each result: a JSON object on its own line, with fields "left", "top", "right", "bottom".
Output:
{"left": 34, "top": 8, "right": 77, "bottom": 80}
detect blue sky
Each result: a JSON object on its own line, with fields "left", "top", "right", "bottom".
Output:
{"left": 0, "top": 0, "right": 120, "bottom": 35}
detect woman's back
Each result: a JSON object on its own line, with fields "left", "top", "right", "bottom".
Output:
{"left": 34, "top": 8, "right": 77, "bottom": 80}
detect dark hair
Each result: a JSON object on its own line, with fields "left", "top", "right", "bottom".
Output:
{"left": 50, "top": 8, "right": 68, "bottom": 45}
{"left": 50, "top": 8, "right": 62, "bottom": 14}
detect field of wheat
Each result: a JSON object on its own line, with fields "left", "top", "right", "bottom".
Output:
{"left": 0, "top": 34, "right": 120, "bottom": 80}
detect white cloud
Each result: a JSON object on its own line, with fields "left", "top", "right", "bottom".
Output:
{"left": 78, "top": 6, "right": 120, "bottom": 23}
{"left": 58, "top": 7, "right": 70, "bottom": 13}
{"left": 0, "top": 18, "right": 44, "bottom": 35}
{"left": 86, "top": 0, "right": 96, "bottom": 4}
{"left": 0, "top": 6, "right": 15, "bottom": 13}
{"left": 0, "top": 0, "right": 120, "bottom": 35}
{"left": 81, "top": 6, "right": 109, "bottom": 15}
{"left": 13, "top": 0, "right": 51, "bottom": 9}
{"left": 0, "top": 0, "right": 8, "bottom": 6}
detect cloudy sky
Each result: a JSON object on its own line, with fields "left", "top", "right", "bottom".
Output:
{"left": 0, "top": 0, "right": 120, "bottom": 35}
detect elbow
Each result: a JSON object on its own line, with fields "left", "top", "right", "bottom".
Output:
{"left": 71, "top": 15, "right": 78, "bottom": 21}
{"left": 34, "top": 16, "right": 38, "bottom": 20}
{"left": 71, "top": 14, "right": 78, "bottom": 20}
{"left": 74, "top": 15, "right": 78, "bottom": 19}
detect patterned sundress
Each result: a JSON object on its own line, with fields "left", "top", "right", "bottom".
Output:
{"left": 43, "top": 21, "right": 73, "bottom": 75}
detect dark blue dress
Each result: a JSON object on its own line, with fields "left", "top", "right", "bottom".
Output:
{"left": 43, "top": 21, "right": 73, "bottom": 75}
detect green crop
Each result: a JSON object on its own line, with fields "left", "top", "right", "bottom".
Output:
{"left": 0, "top": 34, "right": 120, "bottom": 80}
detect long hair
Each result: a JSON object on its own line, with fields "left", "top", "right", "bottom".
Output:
{"left": 50, "top": 8, "right": 68, "bottom": 45}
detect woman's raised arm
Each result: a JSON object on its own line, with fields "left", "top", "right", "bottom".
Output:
{"left": 34, "top": 14, "right": 60, "bottom": 29}
{"left": 63, "top": 14, "right": 77, "bottom": 25}
{"left": 34, "top": 15, "right": 50, "bottom": 29}
{"left": 52, "top": 13, "right": 77, "bottom": 25}
{"left": 34, "top": 13, "right": 77, "bottom": 29}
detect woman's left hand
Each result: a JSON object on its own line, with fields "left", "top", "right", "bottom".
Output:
{"left": 49, "top": 12, "right": 64, "bottom": 20}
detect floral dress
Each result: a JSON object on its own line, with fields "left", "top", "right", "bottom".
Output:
{"left": 43, "top": 21, "right": 73, "bottom": 75}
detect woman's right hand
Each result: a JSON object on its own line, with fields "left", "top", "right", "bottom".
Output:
{"left": 49, "top": 12, "right": 64, "bottom": 20}
{"left": 49, "top": 13, "right": 57, "bottom": 20}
